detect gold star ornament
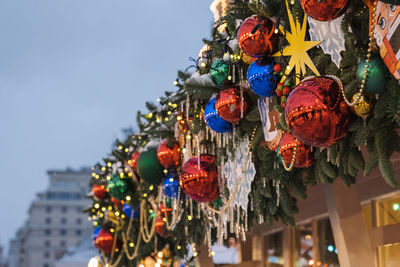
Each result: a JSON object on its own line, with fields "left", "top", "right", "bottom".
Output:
{"left": 273, "top": 0, "right": 321, "bottom": 84}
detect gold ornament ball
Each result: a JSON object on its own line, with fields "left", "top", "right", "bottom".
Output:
{"left": 352, "top": 93, "right": 375, "bottom": 118}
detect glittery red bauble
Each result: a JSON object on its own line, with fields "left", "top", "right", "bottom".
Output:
{"left": 301, "top": 0, "right": 350, "bottom": 21}
{"left": 279, "top": 132, "right": 314, "bottom": 168}
{"left": 111, "top": 197, "right": 123, "bottom": 209}
{"left": 129, "top": 152, "right": 140, "bottom": 171}
{"left": 285, "top": 76, "right": 351, "bottom": 147}
{"left": 94, "top": 229, "right": 119, "bottom": 253}
{"left": 238, "top": 15, "right": 279, "bottom": 58}
{"left": 157, "top": 139, "right": 180, "bottom": 169}
{"left": 92, "top": 184, "right": 108, "bottom": 199}
{"left": 215, "top": 88, "right": 249, "bottom": 123}
{"left": 180, "top": 155, "right": 219, "bottom": 203}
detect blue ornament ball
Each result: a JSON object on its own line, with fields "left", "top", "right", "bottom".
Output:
{"left": 92, "top": 226, "right": 101, "bottom": 242}
{"left": 247, "top": 60, "right": 277, "bottom": 97}
{"left": 163, "top": 174, "right": 180, "bottom": 198}
{"left": 204, "top": 98, "right": 233, "bottom": 133}
{"left": 123, "top": 204, "right": 140, "bottom": 219}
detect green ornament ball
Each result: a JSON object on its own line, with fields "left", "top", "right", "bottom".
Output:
{"left": 210, "top": 59, "right": 229, "bottom": 87}
{"left": 357, "top": 55, "right": 388, "bottom": 94}
{"left": 137, "top": 147, "right": 165, "bottom": 185}
{"left": 106, "top": 174, "right": 127, "bottom": 200}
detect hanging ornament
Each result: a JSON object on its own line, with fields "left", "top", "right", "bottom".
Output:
{"left": 111, "top": 197, "right": 123, "bottom": 209}
{"left": 92, "top": 184, "right": 108, "bottom": 199}
{"left": 122, "top": 204, "right": 140, "bottom": 219}
{"left": 180, "top": 155, "right": 220, "bottom": 202}
{"left": 258, "top": 98, "right": 282, "bottom": 151}
{"left": 247, "top": 59, "right": 278, "bottom": 97}
{"left": 374, "top": 1, "right": 400, "bottom": 79}
{"left": 357, "top": 55, "right": 388, "bottom": 94}
{"left": 92, "top": 226, "right": 101, "bottom": 242}
{"left": 163, "top": 174, "right": 180, "bottom": 198}
{"left": 301, "top": 0, "right": 350, "bottom": 21}
{"left": 106, "top": 174, "right": 127, "bottom": 200}
{"left": 272, "top": 0, "right": 321, "bottom": 84}
{"left": 94, "top": 229, "right": 119, "bottom": 254}
{"left": 215, "top": 88, "right": 249, "bottom": 123}
{"left": 129, "top": 152, "right": 140, "bottom": 172}
{"left": 155, "top": 216, "right": 170, "bottom": 238}
{"left": 137, "top": 146, "right": 165, "bottom": 185}
{"left": 237, "top": 15, "right": 279, "bottom": 58}
{"left": 352, "top": 93, "right": 376, "bottom": 119}
{"left": 307, "top": 15, "right": 346, "bottom": 68}
{"left": 157, "top": 139, "right": 180, "bottom": 169}
{"left": 204, "top": 97, "right": 233, "bottom": 133}
{"left": 224, "top": 137, "right": 256, "bottom": 212}
{"left": 210, "top": 59, "right": 229, "bottom": 87}
{"left": 285, "top": 76, "right": 351, "bottom": 147}
{"left": 278, "top": 132, "right": 314, "bottom": 169}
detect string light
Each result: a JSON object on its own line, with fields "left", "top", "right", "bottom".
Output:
{"left": 143, "top": 193, "right": 147, "bottom": 198}
{"left": 173, "top": 80, "right": 179, "bottom": 86}
{"left": 101, "top": 207, "right": 106, "bottom": 212}
{"left": 118, "top": 145, "right": 123, "bottom": 150}
{"left": 188, "top": 215, "right": 193, "bottom": 221}
{"left": 94, "top": 203, "right": 100, "bottom": 209}
{"left": 149, "top": 185, "right": 154, "bottom": 191}
{"left": 169, "top": 177, "right": 174, "bottom": 182}
{"left": 158, "top": 252, "right": 163, "bottom": 257}
{"left": 129, "top": 242, "right": 134, "bottom": 247}
{"left": 126, "top": 195, "right": 131, "bottom": 201}
{"left": 110, "top": 228, "right": 115, "bottom": 233}
{"left": 115, "top": 211, "right": 120, "bottom": 216}
{"left": 106, "top": 175, "right": 111, "bottom": 180}
{"left": 101, "top": 167, "right": 106, "bottom": 172}
{"left": 107, "top": 162, "right": 112, "bottom": 167}
{"left": 177, "top": 245, "right": 181, "bottom": 250}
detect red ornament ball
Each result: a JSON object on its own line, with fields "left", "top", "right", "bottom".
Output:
{"left": 237, "top": 15, "right": 279, "bottom": 58}
{"left": 285, "top": 76, "right": 351, "bottom": 147}
{"left": 157, "top": 139, "right": 180, "bottom": 169}
{"left": 215, "top": 88, "right": 249, "bottom": 123}
{"left": 274, "top": 64, "right": 282, "bottom": 73}
{"left": 301, "top": 0, "right": 350, "bottom": 21}
{"left": 155, "top": 216, "right": 170, "bottom": 237}
{"left": 129, "top": 152, "right": 140, "bottom": 171}
{"left": 94, "top": 229, "right": 119, "bottom": 253}
{"left": 282, "top": 87, "right": 291, "bottom": 96}
{"left": 279, "top": 132, "right": 314, "bottom": 168}
{"left": 92, "top": 184, "right": 108, "bottom": 199}
{"left": 180, "top": 155, "right": 220, "bottom": 203}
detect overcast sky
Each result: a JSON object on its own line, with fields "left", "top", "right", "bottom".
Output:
{"left": 0, "top": 0, "right": 213, "bottom": 251}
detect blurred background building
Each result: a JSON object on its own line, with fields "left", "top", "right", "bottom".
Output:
{"left": 7, "top": 168, "right": 91, "bottom": 267}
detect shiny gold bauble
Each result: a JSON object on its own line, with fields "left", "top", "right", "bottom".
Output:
{"left": 352, "top": 93, "right": 375, "bottom": 118}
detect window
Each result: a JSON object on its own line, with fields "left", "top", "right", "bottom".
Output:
{"left": 295, "top": 223, "right": 313, "bottom": 267}
{"left": 60, "top": 229, "right": 67, "bottom": 236}
{"left": 45, "top": 229, "right": 51, "bottom": 236}
{"left": 45, "top": 218, "right": 51, "bottom": 224}
{"left": 46, "top": 206, "right": 52, "bottom": 213}
{"left": 61, "top": 218, "right": 67, "bottom": 224}
{"left": 20, "top": 248, "right": 25, "bottom": 254}
{"left": 44, "top": 240, "right": 50, "bottom": 247}
{"left": 375, "top": 195, "right": 400, "bottom": 227}
{"left": 76, "top": 230, "right": 82, "bottom": 236}
{"left": 60, "top": 240, "right": 66, "bottom": 247}
{"left": 61, "top": 206, "right": 67, "bottom": 213}
{"left": 43, "top": 264, "right": 49, "bottom": 267}
{"left": 265, "top": 231, "right": 284, "bottom": 267}
{"left": 76, "top": 218, "right": 82, "bottom": 225}
{"left": 378, "top": 242, "right": 400, "bottom": 267}
{"left": 44, "top": 251, "right": 50, "bottom": 258}
{"left": 76, "top": 206, "right": 82, "bottom": 213}
{"left": 47, "top": 192, "right": 81, "bottom": 200}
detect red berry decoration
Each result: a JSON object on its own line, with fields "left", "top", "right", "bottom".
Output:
{"left": 285, "top": 76, "right": 351, "bottom": 147}
{"left": 157, "top": 139, "right": 180, "bottom": 169}
{"left": 180, "top": 155, "right": 220, "bottom": 203}
{"left": 282, "top": 87, "right": 291, "bottom": 96}
{"left": 94, "top": 229, "right": 119, "bottom": 253}
{"left": 92, "top": 184, "right": 108, "bottom": 199}
{"left": 277, "top": 83, "right": 284, "bottom": 91}
{"left": 155, "top": 216, "right": 170, "bottom": 238}
{"left": 274, "top": 64, "right": 282, "bottom": 73}
{"left": 215, "top": 88, "right": 249, "bottom": 123}
{"left": 276, "top": 89, "right": 283, "bottom": 97}
{"left": 301, "top": 0, "right": 350, "bottom": 21}
{"left": 111, "top": 197, "right": 123, "bottom": 209}
{"left": 237, "top": 15, "right": 279, "bottom": 58}
{"left": 279, "top": 132, "right": 314, "bottom": 168}
{"left": 129, "top": 152, "right": 140, "bottom": 171}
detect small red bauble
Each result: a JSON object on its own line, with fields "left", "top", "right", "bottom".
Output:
{"left": 129, "top": 152, "right": 140, "bottom": 171}
{"left": 285, "top": 76, "right": 351, "bottom": 147}
{"left": 215, "top": 88, "right": 249, "bottom": 123}
{"left": 180, "top": 155, "right": 220, "bottom": 203}
{"left": 157, "top": 139, "right": 180, "bottom": 169}
{"left": 111, "top": 197, "right": 123, "bottom": 209}
{"left": 301, "top": 0, "right": 350, "bottom": 21}
{"left": 94, "top": 229, "right": 119, "bottom": 253}
{"left": 279, "top": 132, "right": 314, "bottom": 168}
{"left": 274, "top": 64, "right": 282, "bottom": 73}
{"left": 282, "top": 87, "right": 291, "bottom": 96}
{"left": 237, "top": 15, "right": 279, "bottom": 58}
{"left": 155, "top": 216, "right": 170, "bottom": 237}
{"left": 92, "top": 184, "right": 108, "bottom": 199}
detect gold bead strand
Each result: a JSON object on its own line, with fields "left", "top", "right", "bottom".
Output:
{"left": 281, "top": 138, "right": 298, "bottom": 172}
{"left": 341, "top": 0, "right": 377, "bottom": 107}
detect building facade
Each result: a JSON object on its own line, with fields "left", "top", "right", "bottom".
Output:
{"left": 8, "top": 168, "right": 92, "bottom": 267}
